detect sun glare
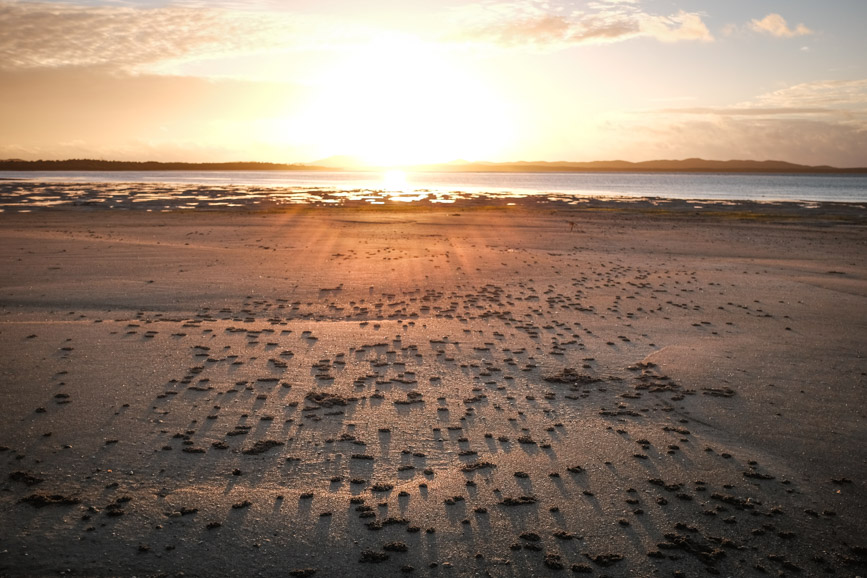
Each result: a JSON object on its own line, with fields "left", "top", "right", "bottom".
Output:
{"left": 383, "top": 169, "right": 408, "bottom": 191}
{"left": 275, "top": 35, "right": 514, "bottom": 167}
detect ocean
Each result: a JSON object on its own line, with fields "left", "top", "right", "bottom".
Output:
{"left": 1, "top": 170, "right": 866, "bottom": 211}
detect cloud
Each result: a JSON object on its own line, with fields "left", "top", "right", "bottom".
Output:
{"left": 638, "top": 117, "right": 867, "bottom": 167}
{"left": 753, "top": 79, "right": 867, "bottom": 110}
{"left": 631, "top": 80, "right": 867, "bottom": 166}
{"left": 749, "top": 13, "right": 813, "bottom": 38}
{"left": 657, "top": 107, "right": 834, "bottom": 117}
{"left": 469, "top": 14, "right": 575, "bottom": 46}
{"left": 639, "top": 10, "right": 713, "bottom": 43}
{"left": 0, "top": 1, "right": 327, "bottom": 72}
{"left": 449, "top": 2, "right": 712, "bottom": 49}
{"left": 657, "top": 80, "right": 867, "bottom": 119}
{"left": 0, "top": 0, "right": 715, "bottom": 73}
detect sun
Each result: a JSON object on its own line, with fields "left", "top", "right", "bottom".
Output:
{"left": 273, "top": 35, "right": 514, "bottom": 167}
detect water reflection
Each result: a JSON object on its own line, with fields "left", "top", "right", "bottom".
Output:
{"left": 0, "top": 180, "right": 534, "bottom": 212}
{"left": 382, "top": 170, "right": 408, "bottom": 192}
{"left": 0, "top": 178, "right": 858, "bottom": 213}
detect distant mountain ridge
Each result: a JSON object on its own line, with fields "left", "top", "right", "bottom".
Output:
{"left": 426, "top": 158, "right": 867, "bottom": 173}
{"left": 2, "top": 158, "right": 866, "bottom": 173}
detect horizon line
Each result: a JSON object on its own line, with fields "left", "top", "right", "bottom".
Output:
{"left": 2, "top": 157, "right": 867, "bottom": 173}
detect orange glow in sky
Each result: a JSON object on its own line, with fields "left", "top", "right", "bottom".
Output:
{"left": 268, "top": 35, "right": 514, "bottom": 166}
{"left": 1, "top": 1, "right": 866, "bottom": 167}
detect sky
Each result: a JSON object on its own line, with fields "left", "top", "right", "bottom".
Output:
{"left": 1, "top": 0, "right": 866, "bottom": 167}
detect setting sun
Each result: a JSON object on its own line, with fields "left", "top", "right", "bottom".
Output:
{"left": 274, "top": 35, "right": 515, "bottom": 167}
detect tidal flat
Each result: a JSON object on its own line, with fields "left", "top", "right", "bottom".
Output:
{"left": 1, "top": 200, "right": 865, "bottom": 576}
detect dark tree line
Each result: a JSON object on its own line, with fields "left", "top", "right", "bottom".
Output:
{"left": 0, "top": 159, "right": 324, "bottom": 171}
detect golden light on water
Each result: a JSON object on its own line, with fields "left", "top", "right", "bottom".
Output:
{"left": 382, "top": 169, "right": 409, "bottom": 191}
{"left": 383, "top": 169, "right": 428, "bottom": 201}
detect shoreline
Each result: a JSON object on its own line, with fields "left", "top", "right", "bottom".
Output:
{"left": 1, "top": 207, "right": 865, "bottom": 576}
{"left": 2, "top": 172, "right": 867, "bottom": 207}
{"left": 2, "top": 186, "right": 867, "bottom": 218}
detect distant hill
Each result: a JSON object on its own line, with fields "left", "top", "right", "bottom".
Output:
{"left": 414, "top": 158, "right": 867, "bottom": 174}
{"left": 1, "top": 158, "right": 865, "bottom": 174}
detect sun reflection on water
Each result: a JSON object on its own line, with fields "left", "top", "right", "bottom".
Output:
{"left": 382, "top": 170, "right": 408, "bottom": 191}
{"left": 382, "top": 169, "right": 430, "bottom": 201}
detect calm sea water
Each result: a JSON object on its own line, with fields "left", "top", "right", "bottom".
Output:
{"left": 1, "top": 170, "right": 866, "bottom": 210}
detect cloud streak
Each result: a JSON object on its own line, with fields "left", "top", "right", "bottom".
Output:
{"left": 629, "top": 80, "right": 867, "bottom": 166}
{"left": 657, "top": 80, "right": 867, "bottom": 120}
{"left": 754, "top": 79, "right": 867, "bottom": 110}
{"left": 749, "top": 13, "right": 813, "bottom": 38}
{"left": 0, "top": 1, "right": 327, "bottom": 72}
{"left": 657, "top": 107, "right": 834, "bottom": 117}
{"left": 449, "top": 1, "right": 712, "bottom": 49}
{"left": 0, "top": 0, "right": 715, "bottom": 74}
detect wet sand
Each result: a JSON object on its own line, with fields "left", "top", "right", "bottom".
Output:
{"left": 1, "top": 200, "right": 866, "bottom": 577}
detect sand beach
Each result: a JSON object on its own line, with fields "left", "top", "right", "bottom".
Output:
{"left": 1, "top": 198, "right": 865, "bottom": 576}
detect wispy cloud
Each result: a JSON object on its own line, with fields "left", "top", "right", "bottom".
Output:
{"left": 448, "top": 1, "right": 712, "bottom": 49}
{"left": 753, "top": 79, "right": 867, "bottom": 110}
{"left": 629, "top": 80, "right": 867, "bottom": 166}
{"left": 631, "top": 116, "right": 866, "bottom": 167}
{"left": 657, "top": 80, "right": 867, "bottom": 118}
{"left": 657, "top": 107, "right": 834, "bottom": 117}
{"left": 0, "top": 1, "right": 336, "bottom": 72}
{"left": 0, "top": 0, "right": 716, "bottom": 73}
{"left": 638, "top": 10, "right": 713, "bottom": 44}
{"left": 749, "top": 13, "right": 813, "bottom": 38}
